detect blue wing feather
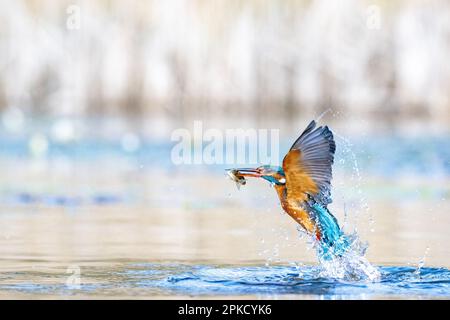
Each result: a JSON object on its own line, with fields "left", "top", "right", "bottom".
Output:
{"left": 288, "top": 120, "right": 336, "bottom": 205}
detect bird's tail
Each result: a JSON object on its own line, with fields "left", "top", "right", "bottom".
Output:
{"left": 309, "top": 203, "right": 351, "bottom": 260}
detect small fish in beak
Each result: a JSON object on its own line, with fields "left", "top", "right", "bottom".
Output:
{"left": 226, "top": 169, "right": 247, "bottom": 190}
{"left": 226, "top": 168, "right": 264, "bottom": 190}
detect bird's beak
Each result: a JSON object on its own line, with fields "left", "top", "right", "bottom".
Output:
{"left": 231, "top": 168, "right": 262, "bottom": 178}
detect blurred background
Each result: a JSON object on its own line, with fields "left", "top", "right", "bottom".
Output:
{"left": 0, "top": 0, "right": 449, "bottom": 298}
{"left": 1, "top": 0, "right": 450, "bottom": 133}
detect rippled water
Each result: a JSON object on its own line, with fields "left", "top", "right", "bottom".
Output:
{"left": 144, "top": 264, "right": 450, "bottom": 298}
{"left": 1, "top": 263, "right": 449, "bottom": 299}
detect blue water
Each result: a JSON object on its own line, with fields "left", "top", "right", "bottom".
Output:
{"left": 118, "top": 264, "right": 450, "bottom": 298}
{"left": 5, "top": 192, "right": 123, "bottom": 207}
{"left": 131, "top": 264, "right": 450, "bottom": 298}
{"left": 2, "top": 263, "right": 449, "bottom": 298}
{"left": 0, "top": 133, "right": 449, "bottom": 178}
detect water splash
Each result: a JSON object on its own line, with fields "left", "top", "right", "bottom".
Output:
{"left": 415, "top": 246, "right": 431, "bottom": 276}
{"left": 308, "top": 211, "right": 380, "bottom": 282}
{"left": 316, "top": 234, "right": 381, "bottom": 281}
{"left": 299, "top": 132, "right": 381, "bottom": 281}
{"left": 334, "top": 133, "right": 372, "bottom": 230}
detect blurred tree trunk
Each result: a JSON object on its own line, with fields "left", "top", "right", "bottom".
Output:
{"left": 0, "top": 80, "right": 6, "bottom": 111}
{"left": 168, "top": 51, "right": 188, "bottom": 126}
{"left": 124, "top": 22, "right": 146, "bottom": 130}
{"left": 30, "top": 66, "right": 59, "bottom": 117}
{"left": 283, "top": 61, "right": 298, "bottom": 123}
{"left": 253, "top": 50, "right": 268, "bottom": 127}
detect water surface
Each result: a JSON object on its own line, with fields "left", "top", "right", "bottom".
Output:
{"left": 1, "top": 262, "right": 449, "bottom": 299}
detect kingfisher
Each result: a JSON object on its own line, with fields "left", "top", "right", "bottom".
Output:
{"left": 227, "top": 120, "right": 349, "bottom": 259}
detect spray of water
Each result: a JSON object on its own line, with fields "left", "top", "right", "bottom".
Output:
{"left": 311, "top": 133, "right": 380, "bottom": 281}
{"left": 315, "top": 233, "right": 381, "bottom": 281}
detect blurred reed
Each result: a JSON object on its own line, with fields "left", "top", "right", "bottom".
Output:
{"left": 0, "top": 0, "right": 449, "bottom": 132}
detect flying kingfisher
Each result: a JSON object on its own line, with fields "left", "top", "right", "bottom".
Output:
{"left": 227, "top": 120, "right": 349, "bottom": 259}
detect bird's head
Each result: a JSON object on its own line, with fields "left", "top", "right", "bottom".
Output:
{"left": 229, "top": 165, "right": 286, "bottom": 186}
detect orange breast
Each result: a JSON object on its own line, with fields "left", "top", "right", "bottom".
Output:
{"left": 274, "top": 185, "right": 317, "bottom": 235}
